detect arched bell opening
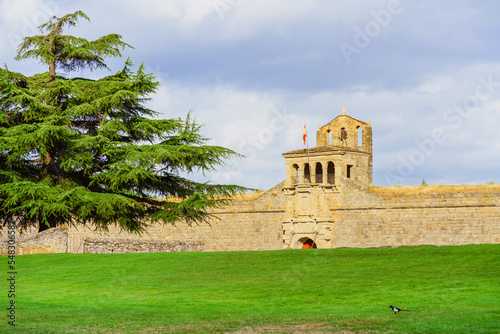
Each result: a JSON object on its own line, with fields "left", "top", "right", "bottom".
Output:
{"left": 292, "top": 164, "right": 300, "bottom": 184}
{"left": 315, "top": 163, "right": 323, "bottom": 183}
{"left": 327, "top": 162, "right": 335, "bottom": 184}
{"left": 303, "top": 163, "right": 311, "bottom": 183}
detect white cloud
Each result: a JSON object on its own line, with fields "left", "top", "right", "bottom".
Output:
{"left": 2, "top": 0, "right": 500, "bottom": 189}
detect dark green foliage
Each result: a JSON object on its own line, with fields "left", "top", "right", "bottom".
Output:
{"left": 0, "top": 11, "right": 246, "bottom": 232}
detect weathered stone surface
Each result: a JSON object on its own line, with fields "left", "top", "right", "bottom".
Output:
{"left": 84, "top": 238, "right": 203, "bottom": 253}
{"left": 0, "top": 226, "right": 67, "bottom": 255}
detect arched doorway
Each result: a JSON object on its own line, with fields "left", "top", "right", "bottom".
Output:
{"left": 296, "top": 237, "right": 317, "bottom": 249}
{"left": 302, "top": 239, "right": 317, "bottom": 249}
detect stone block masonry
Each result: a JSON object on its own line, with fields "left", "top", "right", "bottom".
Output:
{"left": 57, "top": 182, "right": 287, "bottom": 254}
{"left": 329, "top": 184, "right": 500, "bottom": 248}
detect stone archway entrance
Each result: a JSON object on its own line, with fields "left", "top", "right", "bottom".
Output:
{"left": 296, "top": 237, "right": 317, "bottom": 249}
{"left": 302, "top": 239, "right": 317, "bottom": 249}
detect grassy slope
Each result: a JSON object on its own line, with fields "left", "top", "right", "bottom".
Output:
{"left": 2, "top": 245, "right": 499, "bottom": 333}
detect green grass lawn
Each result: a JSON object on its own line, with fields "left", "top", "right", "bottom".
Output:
{"left": 2, "top": 244, "right": 499, "bottom": 333}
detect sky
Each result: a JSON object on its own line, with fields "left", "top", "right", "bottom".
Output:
{"left": 1, "top": 0, "right": 499, "bottom": 190}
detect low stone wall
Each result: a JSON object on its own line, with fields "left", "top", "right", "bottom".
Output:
{"left": 0, "top": 226, "right": 68, "bottom": 255}
{"left": 84, "top": 238, "right": 204, "bottom": 253}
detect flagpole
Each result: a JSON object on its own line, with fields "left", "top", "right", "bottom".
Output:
{"left": 304, "top": 123, "right": 311, "bottom": 182}
{"left": 306, "top": 130, "right": 310, "bottom": 165}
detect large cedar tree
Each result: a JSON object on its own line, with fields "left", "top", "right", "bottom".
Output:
{"left": 0, "top": 11, "right": 246, "bottom": 233}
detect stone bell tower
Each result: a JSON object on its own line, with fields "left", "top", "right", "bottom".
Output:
{"left": 281, "top": 107, "right": 372, "bottom": 249}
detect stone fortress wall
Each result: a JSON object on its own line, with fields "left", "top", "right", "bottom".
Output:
{"left": 319, "top": 180, "right": 499, "bottom": 248}
{"left": 1, "top": 109, "right": 498, "bottom": 254}
{"left": 281, "top": 178, "right": 500, "bottom": 250}
{"left": 2, "top": 180, "right": 498, "bottom": 254}
{"left": 0, "top": 182, "right": 288, "bottom": 255}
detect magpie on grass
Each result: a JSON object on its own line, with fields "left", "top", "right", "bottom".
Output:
{"left": 389, "top": 305, "right": 410, "bottom": 314}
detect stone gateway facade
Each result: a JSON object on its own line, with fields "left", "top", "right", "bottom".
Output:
{"left": 1, "top": 109, "right": 499, "bottom": 254}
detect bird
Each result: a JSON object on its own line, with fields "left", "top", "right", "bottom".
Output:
{"left": 389, "top": 305, "right": 410, "bottom": 314}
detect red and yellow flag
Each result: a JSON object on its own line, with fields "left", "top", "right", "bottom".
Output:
{"left": 303, "top": 123, "right": 307, "bottom": 145}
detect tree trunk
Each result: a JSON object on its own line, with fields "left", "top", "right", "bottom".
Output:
{"left": 44, "top": 152, "right": 53, "bottom": 175}
{"left": 49, "top": 61, "right": 56, "bottom": 82}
